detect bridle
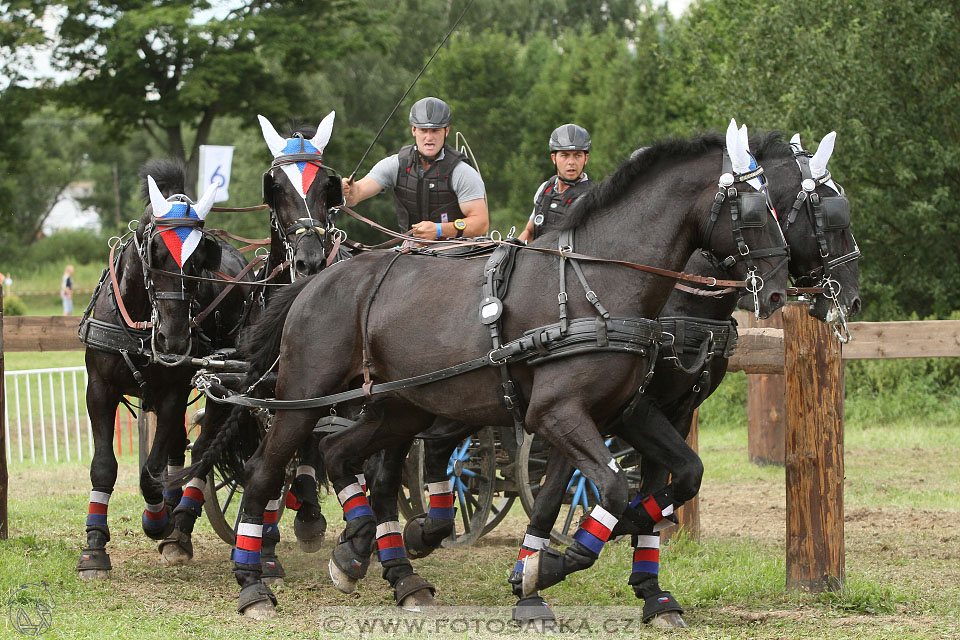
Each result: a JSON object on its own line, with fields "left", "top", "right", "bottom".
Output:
{"left": 785, "top": 149, "right": 861, "bottom": 342}
{"left": 262, "top": 133, "right": 346, "bottom": 280}
{"left": 702, "top": 150, "right": 791, "bottom": 319}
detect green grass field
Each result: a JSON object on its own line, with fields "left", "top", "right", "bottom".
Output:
{"left": 2, "top": 372, "right": 958, "bottom": 639}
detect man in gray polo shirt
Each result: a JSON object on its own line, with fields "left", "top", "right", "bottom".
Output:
{"left": 342, "top": 97, "right": 488, "bottom": 241}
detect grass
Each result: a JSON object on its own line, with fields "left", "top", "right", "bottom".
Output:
{"left": 2, "top": 392, "right": 959, "bottom": 639}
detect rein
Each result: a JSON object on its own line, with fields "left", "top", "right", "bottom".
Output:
{"left": 339, "top": 205, "right": 755, "bottom": 289}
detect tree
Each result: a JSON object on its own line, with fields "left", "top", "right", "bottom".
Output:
{"left": 45, "top": 0, "right": 377, "bottom": 192}
{"left": 675, "top": 0, "right": 960, "bottom": 318}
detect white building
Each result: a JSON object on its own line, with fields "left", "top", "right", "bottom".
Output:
{"left": 41, "top": 181, "right": 102, "bottom": 236}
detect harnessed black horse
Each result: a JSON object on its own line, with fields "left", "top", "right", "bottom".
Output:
{"left": 168, "top": 114, "right": 349, "bottom": 576}
{"left": 177, "top": 121, "right": 792, "bottom": 619}
{"left": 76, "top": 159, "right": 252, "bottom": 578}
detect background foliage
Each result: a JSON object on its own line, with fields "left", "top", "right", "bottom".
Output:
{"left": 0, "top": 0, "right": 957, "bottom": 321}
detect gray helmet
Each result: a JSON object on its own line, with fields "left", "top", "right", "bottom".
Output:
{"left": 409, "top": 97, "right": 451, "bottom": 128}
{"left": 549, "top": 123, "right": 591, "bottom": 152}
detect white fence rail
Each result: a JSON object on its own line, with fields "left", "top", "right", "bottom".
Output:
{"left": 3, "top": 366, "right": 96, "bottom": 464}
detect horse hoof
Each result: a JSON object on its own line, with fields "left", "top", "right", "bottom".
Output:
{"left": 78, "top": 569, "right": 110, "bottom": 581}
{"left": 242, "top": 600, "right": 277, "bottom": 621}
{"left": 262, "top": 576, "right": 284, "bottom": 588}
{"left": 649, "top": 611, "right": 688, "bottom": 628}
{"left": 159, "top": 544, "right": 192, "bottom": 567}
{"left": 328, "top": 558, "right": 357, "bottom": 594}
{"left": 398, "top": 589, "right": 435, "bottom": 613}
{"left": 521, "top": 552, "right": 540, "bottom": 597}
{"left": 297, "top": 535, "right": 324, "bottom": 554}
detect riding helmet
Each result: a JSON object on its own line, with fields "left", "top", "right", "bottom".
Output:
{"left": 549, "top": 124, "right": 591, "bottom": 152}
{"left": 409, "top": 97, "right": 451, "bottom": 128}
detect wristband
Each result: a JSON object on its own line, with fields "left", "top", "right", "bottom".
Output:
{"left": 436, "top": 223, "right": 442, "bottom": 240}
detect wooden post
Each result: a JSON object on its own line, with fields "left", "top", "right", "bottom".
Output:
{"left": 663, "top": 408, "right": 700, "bottom": 543}
{"left": 0, "top": 289, "right": 8, "bottom": 539}
{"left": 783, "top": 301, "right": 845, "bottom": 591}
{"left": 138, "top": 410, "right": 157, "bottom": 490}
{"left": 742, "top": 308, "right": 786, "bottom": 465}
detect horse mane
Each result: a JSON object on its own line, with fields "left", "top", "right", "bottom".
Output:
{"left": 561, "top": 130, "right": 793, "bottom": 231}
{"left": 283, "top": 121, "right": 318, "bottom": 139}
{"left": 139, "top": 158, "right": 187, "bottom": 201}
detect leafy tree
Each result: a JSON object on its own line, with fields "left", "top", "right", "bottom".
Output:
{"left": 45, "top": 0, "right": 376, "bottom": 191}
{"left": 676, "top": 0, "right": 960, "bottom": 318}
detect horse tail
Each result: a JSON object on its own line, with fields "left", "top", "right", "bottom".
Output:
{"left": 169, "top": 404, "right": 247, "bottom": 487}
{"left": 139, "top": 158, "right": 187, "bottom": 199}
{"left": 168, "top": 275, "right": 316, "bottom": 488}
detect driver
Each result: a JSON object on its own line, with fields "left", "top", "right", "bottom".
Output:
{"left": 517, "top": 124, "right": 595, "bottom": 243}
{"left": 342, "top": 97, "right": 489, "bottom": 241}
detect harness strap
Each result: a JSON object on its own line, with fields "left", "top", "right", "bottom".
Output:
{"left": 201, "top": 315, "right": 660, "bottom": 411}
{"left": 191, "top": 255, "right": 264, "bottom": 329}
{"left": 109, "top": 237, "right": 152, "bottom": 330}
{"left": 360, "top": 252, "right": 406, "bottom": 399}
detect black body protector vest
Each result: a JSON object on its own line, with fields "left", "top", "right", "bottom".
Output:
{"left": 393, "top": 143, "right": 468, "bottom": 232}
{"left": 531, "top": 175, "right": 594, "bottom": 240}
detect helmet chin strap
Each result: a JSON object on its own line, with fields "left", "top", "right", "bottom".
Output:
{"left": 557, "top": 172, "right": 582, "bottom": 186}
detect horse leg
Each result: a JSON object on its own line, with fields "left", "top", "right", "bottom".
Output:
{"left": 510, "top": 450, "right": 574, "bottom": 630}
{"left": 615, "top": 401, "right": 703, "bottom": 628}
{"left": 323, "top": 401, "right": 434, "bottom": 602}
{"left": 162, "top": 400, "right": 233, "bottom": 566}
{"left": 366, "top": 443, "right": 437, "bottom": 610}
{"left": 520, "top": 398, "right": 631, "bottom": 597}
{"left": 288, "top": 432, "right": 327, "bottom": 553}
{"left": 232, "top": 406, "right": 321, "bottom": 620}
{"left": 77, "top": 378, "right": 121, "bottom": 580}
{"left": 144, "top": 394, "right": 186, "bottom": 546}
{"left": 402, "top": 418, "right": 476, "bottom": 559}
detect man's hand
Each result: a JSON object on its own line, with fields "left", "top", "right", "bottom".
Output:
{"left": 341, "top": 177, "right": 353, "bottom": 205}
{"left": 410, "top": 220, "right": 440, "bottom": 240}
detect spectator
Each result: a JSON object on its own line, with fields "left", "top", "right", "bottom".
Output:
{"left": 61, "top": 265, "right": 74, "bottom": 315}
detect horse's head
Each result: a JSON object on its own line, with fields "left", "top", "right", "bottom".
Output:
{"left": 759, "top": 132, "right": 861, "bottom": 332}
{"left": 139, "top": 174, "right": 221, "bottom": 357}
{"left": 259, "top": 112, "right": 342, "bottom": 279}
{"left": 698, "top": 119, "right": 790, "bottom": 319}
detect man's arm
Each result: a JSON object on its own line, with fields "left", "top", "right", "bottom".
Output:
{"left": 517, "top": 219, "right": 535, "bottom": 243}
{"left": 409, "top": 198, "right": 489, "bottom": 240}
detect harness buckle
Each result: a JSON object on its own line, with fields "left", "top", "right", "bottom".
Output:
{"left": 488, "top": 349, "right": 509, "bottom": 366}
{"left": 557, "top": 292, "right": 568, "bottom": 304}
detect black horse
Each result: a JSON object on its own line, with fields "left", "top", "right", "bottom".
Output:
{"left": 507, "top": 130, "right": 861, "bottom": 628}
{"left": 77, "top": 159, "right": 251, "bottom": 578}
{"left": 180, "top": 121, "right": 791, "bottom": 618}
{"left": 347, "top": 128, "right": 860, "bottom": 620}
{"left": 167, "top": 113, "right": 345, "bottom": 574}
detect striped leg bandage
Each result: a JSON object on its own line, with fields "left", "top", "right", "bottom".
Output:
{"left": 263, "top": 497, "right": 281, "bottom": 538}
{"left": 175, "top": 478, "right": 205, "bottom": 517}
{"left": 86, "top": 490, "right": 111, "bottom": 530}
{"left": 232, "top": 521, "right": 263, "bottom": 566}
{"left": 629, "top": 493, "right": 676, "bottom": 532}
{"left": 572, "top": 506, "right": 618, "bottom": 556}
{"left": 632, "top": 533, "right": 661, "bottom": 576}
{"left": 376, "top": 520, "right": 407, "bottom": 562}
{"left": 142, "top": 500, "right": 169, "bottom": 533}
{"left": 511, "top": 530, "right": 551, "bottom": 582}
{"left": 337, "top": 480, "right": 374, "bottom": 522}
{"left": 162, "top": 465, "right": 184, "bottom": 504}
{"left": 427, "top": 480, "right": 456, "bottom": 520}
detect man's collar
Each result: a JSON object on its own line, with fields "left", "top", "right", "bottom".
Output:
{"left": 416, "top": 145, "right": 445, "bottom": 163}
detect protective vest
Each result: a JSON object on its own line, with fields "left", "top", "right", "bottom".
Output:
{"left": 532, "top": 175, "right": 594, "bottom": 239}
{"left": 393, "top": 143, "right": 467, "bottom": 231}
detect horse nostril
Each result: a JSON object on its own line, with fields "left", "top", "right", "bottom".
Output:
{"left": 850, "top": 298, "right": 861, "bottom": 316}
{"left": 295, "top": 259, "right": 308, "bottom": 275}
